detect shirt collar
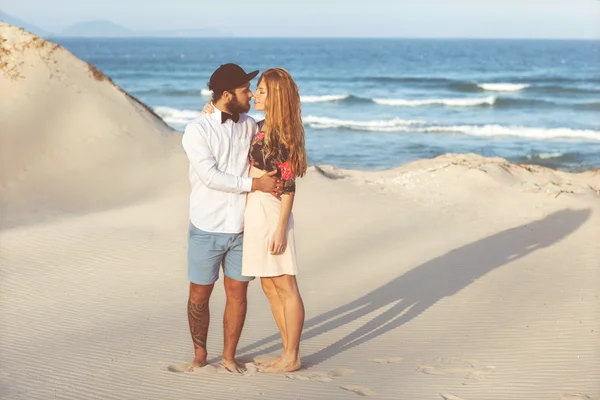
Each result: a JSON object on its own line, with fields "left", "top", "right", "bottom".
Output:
{"left": 211, "top": 105, "right": 224, "bottom": 123}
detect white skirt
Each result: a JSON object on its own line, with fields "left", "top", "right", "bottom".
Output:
{"left": 242, "top": 167, "right": 298, "bottom": 277}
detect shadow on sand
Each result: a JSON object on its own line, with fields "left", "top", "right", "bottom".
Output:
{"left": 238, "top": 208, "right": 591, "bottom": 367}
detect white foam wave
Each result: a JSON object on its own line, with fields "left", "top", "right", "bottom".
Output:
{"left": 526, "top": 152, "right": 564, "bottom": 159}
{"left": 304, "top": 116, "right": 600, "bottom": 141}
{"left": 154, "top": 108, "right": 600, "bottom": 141}
{"left": 478, "top": 83, "right": 530, "bottom": 92}
{"left": 200, "top": 89, "right": 213, "bottom": 97}
{"left": 303, "top": 116, "right": 426, "bottom": 131}
{"left": 154, "top": 106, "right": 201, "bottom": 125}
{"left": 301, "top": 94, "right": 349, "bottom": 103}
{"left": 373, "top": 96, "right": 496, "bottom": 107}
{"left": 425, "top": 125, "right": 600, "bottom": 141}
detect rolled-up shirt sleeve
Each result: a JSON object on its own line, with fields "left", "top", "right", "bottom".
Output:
{"left": 182, "top": 123, "right": 253, "bottom": 194}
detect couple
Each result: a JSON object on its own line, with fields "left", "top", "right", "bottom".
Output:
{"left": 179, "top": 63, "right": 306, "bottom": 374}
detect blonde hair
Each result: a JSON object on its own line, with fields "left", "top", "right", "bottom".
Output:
{"left": 259, "top": 68, "right": 308, "bottom": 177}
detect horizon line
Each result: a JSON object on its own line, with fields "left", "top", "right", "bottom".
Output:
{"left": 45, "top": 35, "right": 600, "bottom": 41}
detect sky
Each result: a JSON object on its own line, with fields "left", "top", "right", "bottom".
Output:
{"left": 2, "top": 0, "right": 600, "bottom": 38}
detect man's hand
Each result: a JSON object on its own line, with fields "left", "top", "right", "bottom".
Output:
{"left": 252, "top": 170, "right": 282, "bottom": 197}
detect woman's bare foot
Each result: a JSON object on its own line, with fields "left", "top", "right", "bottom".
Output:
{"left": 221, "top": 358, "right": 247, "bottom": 374}
{"left": 260, "top": 356, "right": 302, "bottom": 373}
{"left": 255, "top": 355, "right": 283, "bottom": 367}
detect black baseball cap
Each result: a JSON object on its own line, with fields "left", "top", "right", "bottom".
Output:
{"left": 208, "top": 63, "right": 259, "bottom": 93}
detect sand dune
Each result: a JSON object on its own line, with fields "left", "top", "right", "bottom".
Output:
{"left": 0, "top": 22, "right": 184, "bottom": 229}
{"left": 1, "top": 24, "right": 599, "bottom": 400}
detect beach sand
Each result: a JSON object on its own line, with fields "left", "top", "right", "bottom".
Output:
{"left": 1, "top": 23, "right": 599, "bottom": 400}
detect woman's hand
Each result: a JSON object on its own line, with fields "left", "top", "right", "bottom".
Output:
{"left": 269, "top": 227, "right": 287, "bottom": 255}
{"left": 201, "top": 102, "right": 215, "bottom": 114}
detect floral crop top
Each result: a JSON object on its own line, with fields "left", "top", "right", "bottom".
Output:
{"left": 249, "top": 120, "right": 296, "bottom": 195}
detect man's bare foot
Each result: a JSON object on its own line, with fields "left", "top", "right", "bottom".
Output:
{"left": 260, "top": 356, "right": 301, "bottom": 373}
{"left": 255, "top": 355, "right": 282, "bottom": 367}
{"left": 168, "top": 359, "right": 207, "bottom": 373}
{"left": 221, "top": 358, "right": 247, "bottom": 374}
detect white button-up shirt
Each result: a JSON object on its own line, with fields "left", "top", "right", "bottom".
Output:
{"left": 182, "top": 108, "right": 257, "bottom": 234}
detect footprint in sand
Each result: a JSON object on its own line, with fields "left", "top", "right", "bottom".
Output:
{"left": 560, "top": 394, "right": 592, "bottom": 400}
{"left": 168, "top": 362, "right": 258, "bottom": 375}
{"left": 285, "top": 372, "right": 332, "bottom": 383}
{"left": 418, "top": 357, "right": 495, "bottom": 380}
{"left": 242, "top": 362, "right": 260, "bottom": 375}
{"left": 369, "top": 357, "right": 404, "bottom": 364}
{"left": 339, "top": 385, "right": 377, "bottom": 397}
{"left": 440, "top": 393, "right": 466, "bottom": 400}
{"left": 285, "top": 368, "right": 357, "bottom": 382}
{"left": 328, "top": 368, "right": 357, "bottom": 377}
{"left": 168, "top": 363, "right": 219, "bottom": 374}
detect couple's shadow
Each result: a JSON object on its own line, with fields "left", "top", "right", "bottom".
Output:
{"left": 238, "top": 208, "right": 591, "bottom": 367}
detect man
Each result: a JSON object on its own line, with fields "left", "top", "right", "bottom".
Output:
{"left": 178, "top": 63, "right": 282, "bottom": 373}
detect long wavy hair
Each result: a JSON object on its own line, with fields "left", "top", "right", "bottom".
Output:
{"left": 259, "top": 68, "right": 308, "bottom": 177}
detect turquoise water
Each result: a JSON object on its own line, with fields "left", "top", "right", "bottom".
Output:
{"left": 57, "top": 38, "right": 600, "bottom": 171}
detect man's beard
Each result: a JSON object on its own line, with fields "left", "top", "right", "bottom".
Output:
{"left": 228, "top": 94, "right": 251, "bottom": 114}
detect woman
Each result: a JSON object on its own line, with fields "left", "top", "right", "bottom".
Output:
{"left": 204, "top": 68, "right": 307, "bottom": 373}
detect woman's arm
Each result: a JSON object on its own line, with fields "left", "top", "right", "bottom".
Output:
{"left": 270, "top": 193, "right": 294, "bottom": 255}
{"left": 277, "top": 194, "right": 294, "bottom": 231}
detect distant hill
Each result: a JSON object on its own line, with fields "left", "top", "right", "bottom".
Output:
{"left": 0, "top": 12, "right": 47, "bottom": 36}
{"left": 56, "top": 20, "right": 227, "bottom": 38}
{"left": 0, "top": 15, "right": 229, "bottom": 38}
{"left": 58, "top": 20, "right": 134, "bottom": 37}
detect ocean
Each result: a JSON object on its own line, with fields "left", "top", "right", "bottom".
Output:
{"left": 55, "top": 38, "right": 600, "bottom": 172}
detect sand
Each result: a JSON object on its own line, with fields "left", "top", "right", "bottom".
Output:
{"left": 1, "top": 23, "right": 598, "bottom": 400}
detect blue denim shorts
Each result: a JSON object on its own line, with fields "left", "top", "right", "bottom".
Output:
{"left": 187, "top": 222, "right": 254, "bottom": 285}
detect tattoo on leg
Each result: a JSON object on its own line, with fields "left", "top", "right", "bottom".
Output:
{"left": 188, "top": 299, "right": 209, "bottom": 351}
